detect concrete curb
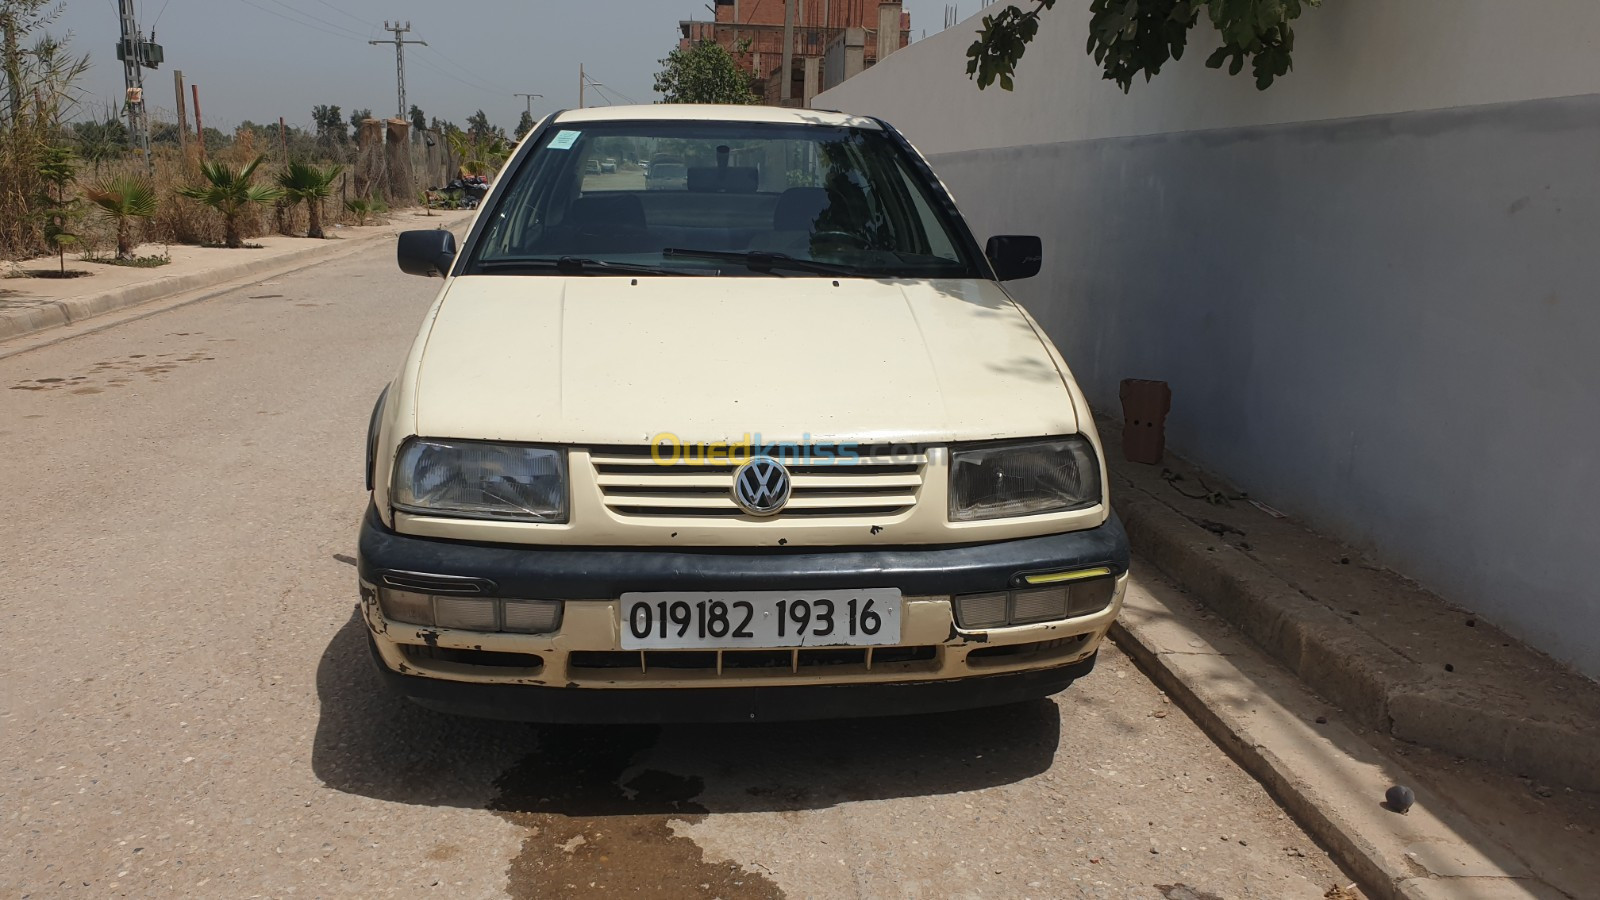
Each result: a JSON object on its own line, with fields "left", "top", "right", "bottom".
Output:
{"left": 1111, "top": 567, "right": 1572, "bottom": 900}
{"left": 1114, "top": 488, "right": 1600, "bottom": 795}
{"left": 0, "top": 215, "right": 470, "bottom": 344}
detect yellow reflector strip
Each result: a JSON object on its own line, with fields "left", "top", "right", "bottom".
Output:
{"left": 1022, "top": 567, "right": 1113, "bottom": 586}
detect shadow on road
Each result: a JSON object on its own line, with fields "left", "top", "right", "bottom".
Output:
{"left": 311, "top": 607, "right": 1062, "bottom": 817}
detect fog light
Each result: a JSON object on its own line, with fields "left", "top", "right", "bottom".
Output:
{"left": 377, "top": 586, "right": 433, "bottom": 626}
{"left": 1010, "top": 585, "right": 1069, "bottom": 624}
{"left": 503, "top": 599, "right": 563, "bottom": 634}
{"left": 434, "top": 595, "right": 498, "bottom": 631}
{"left": 1068, "top": 577, "right": 1118, "bottom": 617}
{"left": 955, "top": 592, "right": 1009, "bottom": 629}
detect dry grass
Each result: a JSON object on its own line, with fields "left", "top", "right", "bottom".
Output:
{"left": 5, "top": 120, "right": 374, "bottom": 261}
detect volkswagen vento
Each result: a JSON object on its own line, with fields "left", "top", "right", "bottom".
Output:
{"left": 361, "top": 104, "right": 1130, "bottom": 722}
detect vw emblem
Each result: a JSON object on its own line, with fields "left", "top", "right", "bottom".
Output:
{"left": 732, "top": 457, "right": 791, "bottom": 516}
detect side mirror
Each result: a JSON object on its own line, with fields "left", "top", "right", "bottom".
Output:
{"left": 985, "top": 235, "right": 1043, "bottom": 282}
{"left": 397, "top": 229, "right": 458, "bottom": 277}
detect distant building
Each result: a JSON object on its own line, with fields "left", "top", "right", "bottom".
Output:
{"left": 680, "top": 1, "right": 910, "bottom": 107}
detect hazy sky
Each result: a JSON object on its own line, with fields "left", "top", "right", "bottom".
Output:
{"left": 47, "top": 0, "right": 963, "bottom": 133}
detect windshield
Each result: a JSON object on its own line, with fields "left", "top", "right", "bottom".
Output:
{"left": 467, "top": 120, "right": 983, "bottom": 278}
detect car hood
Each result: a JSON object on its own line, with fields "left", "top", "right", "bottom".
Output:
{"left": 412, "top": 275, "right": 1079, "bottom": 446}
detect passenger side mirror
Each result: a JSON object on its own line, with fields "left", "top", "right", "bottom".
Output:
{"left": 397, "top": 229, "right": 458, "bottom": 278}
{"left": 986, "top": 235, "right": 1043, "bottom": 282}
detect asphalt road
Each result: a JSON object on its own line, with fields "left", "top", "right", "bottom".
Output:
{"left": 1, "top": 243, "right": 1350, "bottom": 898}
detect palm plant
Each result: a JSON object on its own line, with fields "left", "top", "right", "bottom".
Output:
{"left": 446, "top": 128, "right": 509, "bottom": 178}
{"left": 343, "top": 196, "right": 386, "bottom": 226}
{"left": 177, "top": 155, "right": 283, "bottom": 248}
{"left": 85, "top": 175, "right": 157, "bottom": 259}
{"left": 275, "top": 160, "right": 344, "bottom": 239}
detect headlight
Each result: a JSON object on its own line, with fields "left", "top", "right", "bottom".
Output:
{"left": 948, "top": 436, "right": 1101, "bottom": 522}
{"left": 392, "top": 439, "right": 568, "bottom": 522}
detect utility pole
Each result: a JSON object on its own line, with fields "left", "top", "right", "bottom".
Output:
{"left": 780, "top": 0, "right": 796, "bottom": 105}
{"left": 370, "top": 21, "right": 426, "bottom": 120}
{"left": 514, "top": 92, "right": 543, "bottom": 116}
{"left": 173, "top": 69, "right": 187, "bottom": 155}
{"left": 191, "top": 83, "right": 204, "bottom": 160}
{"left": 579, "top": 64, "right": 585, "bottom": 109}
{"left": 115, "top": 0, "right": 152, "bottom": 170}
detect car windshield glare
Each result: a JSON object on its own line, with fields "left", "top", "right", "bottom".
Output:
{"left": 467, "top": 119, "right": 982, "bottom": 278}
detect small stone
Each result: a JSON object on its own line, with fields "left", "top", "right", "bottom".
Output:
{"left": 1315, "top": 716, "right": 1328, "bottom": 725}
{"left": 1385, "top": 785, "right": 1416, "bottom": 813}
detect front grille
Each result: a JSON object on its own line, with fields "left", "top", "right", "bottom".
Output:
{"left": 965, "top": 634, "right": 1090, "bottom": 668}
{"left": 569, "top": 645, "right": 938, "bottom": 676}
{"left": 401, "top": 644, "right": 545, "bottom": 671}
{"left": 589, "top": 445, "right": 927, "bottom": 519}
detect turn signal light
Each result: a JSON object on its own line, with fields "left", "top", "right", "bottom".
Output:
{"left": 954, "top": 573, "right": 1118, "bottom": 630}
{"left": 376, "top": 586, "right": 563, "bottom": 635}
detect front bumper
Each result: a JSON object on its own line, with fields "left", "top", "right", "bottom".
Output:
{"left": 357, "top": 503, "right": 1130, "bottom": 721}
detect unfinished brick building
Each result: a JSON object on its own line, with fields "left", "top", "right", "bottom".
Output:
{"left": 679, "top": 0, "right": 910, "bottom": 107}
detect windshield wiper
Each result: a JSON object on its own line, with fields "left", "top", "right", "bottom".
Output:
{"left": 476, "top": 257, "right": 701, "bottom": 276}
{"left": 662, "top": 247, "right": 864, "bottom": 276}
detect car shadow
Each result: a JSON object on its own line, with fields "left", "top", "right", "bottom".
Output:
{"left": 312, "top": 607, "right": 1063, "bottom": 817}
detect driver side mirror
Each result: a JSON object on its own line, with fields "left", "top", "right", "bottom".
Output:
{"left": 397, "top": 229, "right": 458, "bottom": 278}
{"left": 986, "top": 235, "right": 1043, "bottom": 282}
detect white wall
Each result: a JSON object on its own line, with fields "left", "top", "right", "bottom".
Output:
{"left": 823, "top": 0, "right": 1600, "bottom": 153}
{"left": 818, "top": 0, "right": 1600, "bottom": 678}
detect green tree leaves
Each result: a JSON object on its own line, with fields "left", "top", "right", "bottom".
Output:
{"left": 967, "top": 0, "right": 1320, "bottom": 94}
{"left": 655, "top": 39, "right": 761, "bottom": 105}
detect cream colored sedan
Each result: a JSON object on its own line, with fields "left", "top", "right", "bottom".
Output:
{"left": 361, "top": 104, "right": 1129, "bottom": 722}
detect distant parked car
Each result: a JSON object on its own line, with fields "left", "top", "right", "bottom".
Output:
{"left": 601, "top": 158, "right": 617, "bottom": 174}
{"left": 645, "top": 161, "right": 686, "bottom": 191}
{"left": 584, "top": 158, "right": 601, "bottom": 175}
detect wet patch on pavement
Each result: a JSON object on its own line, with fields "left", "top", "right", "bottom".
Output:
{"left": 489, "top": 726, "right": 782, "bottom": 900}
{"left": 9, "top": 343, "right": 218, "bottom": 392}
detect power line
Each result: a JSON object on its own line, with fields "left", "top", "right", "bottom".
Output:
{"left": 233, "top": 0, "right": 362, "bottom": 42}
{"left": 259, "top": 0, "right": 370, "bottom": 39}
{"left": 411, "top": 54, "right": 500, "bottom": 97}
{"left": 306, "top": 0, "right": 378, "bottom": 31}
{"left": 418, "top": 44, "right": 503, "bottom": 95}
{"left": 582, "top": 70, "right": 638, "bottom": 106}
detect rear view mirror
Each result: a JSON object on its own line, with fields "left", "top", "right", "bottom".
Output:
{"left": 986, "top": 235, "right": 1043, "bottom": 282}
{"left": 397, "top": 229, "right": 458, "bottom": 278}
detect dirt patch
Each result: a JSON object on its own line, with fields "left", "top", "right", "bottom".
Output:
{"left": 490, "top": 726, "right": 781, "bottom": 900}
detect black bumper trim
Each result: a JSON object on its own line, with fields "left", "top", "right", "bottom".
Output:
{"left": 357, "top": 504, "right": 1130, "bottom": 599}
{"left": 370, "top": 636, "right": 1097, "bottom": 723}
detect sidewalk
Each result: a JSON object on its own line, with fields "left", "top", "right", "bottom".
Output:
{"left": 1, "top": 209, "right": 473, "bottom": 343}
{"left": 1100, "top": 415, "right": 1600, "bottom": 793}
{"left": 1115, "top": 562, "right": 1599, "bottom": 899}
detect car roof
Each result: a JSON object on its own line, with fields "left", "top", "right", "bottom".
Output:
{"left": 553, "top": 104, "right": 882, "bottom": 130}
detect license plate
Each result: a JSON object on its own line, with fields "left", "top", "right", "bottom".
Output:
{"left": 619, "top": 589, "right": 902, "bottom": 650}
